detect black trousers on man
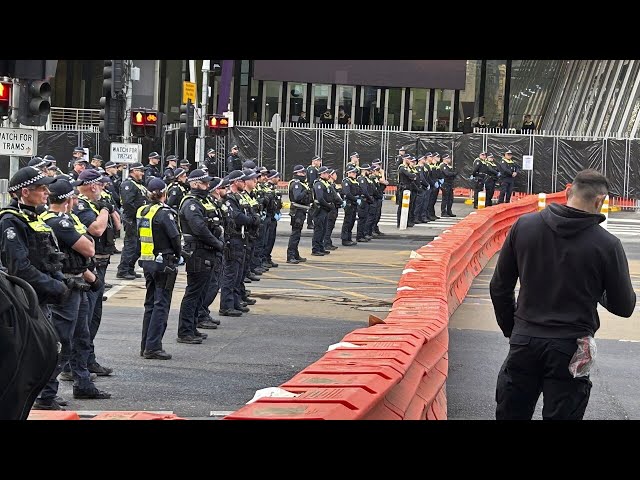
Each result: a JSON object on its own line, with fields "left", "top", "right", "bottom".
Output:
{"left": 117, "top": 217, "right": 140, "bottom": 276}
{"left": 495, "top": 334, "right": 592, "bottom": 420}
{"left": 498, "top": 179, "right": 514, "bottom": 204}
{"left": 287, "top": 209, "right": 306, "bottom": 260}
{"left": 341, "top": 203, "right": 357, "bottom": 242}
{"left": 312, "top": 208, "right": 328, "bottom": 253}
{"left": 177, "top": 251, "right": 213, "bottom": 339}
{"left": 324, "top": 207, "right": 338, "bottom": 248}
{"left": 485, "top": 178, "right": 497, "bottom": 207}
{"left": 440, "top": 183, "right": 454, "bottom": 215}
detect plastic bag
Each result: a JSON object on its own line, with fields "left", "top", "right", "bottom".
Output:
{"left": 568, "top": 336, "right": 597, "bottom": 378}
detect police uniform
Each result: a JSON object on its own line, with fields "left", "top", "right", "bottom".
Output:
{"left": 483, "top": 154, "right": 500, "bottom": 207}
{"left": 356, "top": 164, "right": 375, "bottom": 240}
{"left": 205, "top": 149, "right": 220, "bottom": 177}
{"left": 137, "top": 177, "right": 182, "bottom": 358}
{"left": 323, "top": 170, "right": 343, "bottom": 250}
{"left": 248, "top": 171, "right": 270, "bottom": 275}
{"left": 219, "top": 170, "right": 258, "bottom": 314}
{"left": 286, "top": 165, "right": 312, "bottom": 263}
{"left": 306, "top": 157, "right": 321, "bottom": 229}
{"left": 144, "top": 152, "right": 162, "bottom": 184}
{"left": 427, "top": 154, "right": 444, "bottom": 220}
{"left": 340, "top": 165, "right": 361, "bottom": 246}
{"left": 498, "top": 151, "right": 520, "bottom": 204}
{"left": 40, "top": 179, "right": 111, "bottom": 401}
{"left": 117, "top": 163, "right": 148, "bottom": 278}
{"left": 396, "top": 155, "right": 417, "bottom": 228}
{"left": 471, "top": 154, "right": 488, "bottom": 209}
{"left": 439, "top": 155, "right": 457, "bottom": 217}
{"left": 226, "top": 146, "right": 242, "bottom": 175}
{"left": 73, "top": 170, "right": 118, "bottom": 376}
{"left": 166, "top": 169, "right": 189, "bottom": 209}
{"left": 371, "top": 160, "right": 387, "bottom": 234}
{"left": 262, "top": 170, "right": 282, "bottom": 267}
{"left": 311, "top": 166, "right": 333, "bottom": 255}
{"left": 177, "top": 170, "right": 225, "bottom": 342}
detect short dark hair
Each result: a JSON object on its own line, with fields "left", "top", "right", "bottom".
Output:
{"left": 570, "top": 169, "right": 609, "bottom": 201}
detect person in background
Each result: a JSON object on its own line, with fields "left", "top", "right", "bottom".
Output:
{"left": 521, "top": 114, "right": 536, "bottom": 132}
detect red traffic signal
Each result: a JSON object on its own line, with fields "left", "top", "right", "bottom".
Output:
{"left": 131, "top": 109, "right": 159, "bottom": 138}
{"left": 207, "top": 114, "right": 229, "bottom": 129}
{"left": 0, "top": 81, "right": 11, "bottom": 117}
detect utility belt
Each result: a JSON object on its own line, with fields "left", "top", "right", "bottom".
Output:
{"left": 63, "top": 272, "right": 85, "bottom": 279}
{"left": 290, "top": 202, "right": 311, "bottom": 211}
{"left": 94, "top": 255, "right": 111, "bottom": 268}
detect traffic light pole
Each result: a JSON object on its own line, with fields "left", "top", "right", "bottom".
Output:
{"left": 198, "top": 60, "right": 210, "bottom": 168}
{"left": 124, "top": 60, "right": 133, "bottom": 142}
{"left": 9, "top": 78, "right": 21, "bottom": 179}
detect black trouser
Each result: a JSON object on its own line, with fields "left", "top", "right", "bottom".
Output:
{"left": 287, "top": 209, "right": 306, "bottom": 260}
{"left": 117, "top": 217, "right": 140, "bottom": 275}
{"left": 495, "top": 334, "right": 592, "bottom": 420}
{"left": 312, "top": 208, "right": 328, "bottom": 253}
{"left": 341, "top": 203, "right": 357, "bottom": 241}
{"left": 198, "top": 254, "right": 223, "bottom": 323}
{"left": 374, "top": 197, "right": 383, "bottom": 232}
{"left": 177, "top": 250, "right": 214, "bottom": 338}
{"left": 414, "top": 189, "right": 428, "bottom": 221}
{"left": 251, "top": 219, "right": 267, "bottom": 270}
{"left": 306, "top": 204, "right": 315, "bottom": 228}
{"left": 440, "top": 183, "right": 453, "bottom": 215}
{"left": 323, "top": 206, "right": 338, "bottom": 248}
{"left": 485, "top": 178, "right": 497, "bottom": 207}
{"left": 498, "top": 179, "right": 514, "bottom": 204}
{"left": 220, "top": 237, "right": 245, "bottom": 310}
{"left": 142, "top": 263, "right": 176, "bottom": 352}
{"left": 408, "top": 188, "right": 417, "bottom": 224}
{"left": 263, "top": 215, "right": 278, "bottom": 262}
{"left": 356, "top": 201, "right": 370, "bottom": 239}
{"left": 473, "top": 180, "right": 484, "bottom": 208}
{"left": 86, "top": 262, "right": 108, "bottom": 366}
{"left": 365, "top": 201, "right": 376, "bottom": 236}
{"left": 428, "top": 185, "right": 440, "bottom": 217}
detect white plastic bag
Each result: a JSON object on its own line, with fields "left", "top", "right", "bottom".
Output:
{"left": 568, "top": 336, "right": 597, "bottom": 378}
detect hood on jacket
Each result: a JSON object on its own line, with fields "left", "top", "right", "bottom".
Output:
{"left": 540, "top": 203, "right": 605, "bottom": 238}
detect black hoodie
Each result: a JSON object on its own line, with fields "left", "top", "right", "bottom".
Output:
{"left": 490, "top": 203, "right": 636, "bottom": 339}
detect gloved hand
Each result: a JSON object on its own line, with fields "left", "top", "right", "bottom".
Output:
{"left": 274, "top": 213, "right": 281, "bottom": 221}
{"left": 341, "top": 200, "right": 347, "bottom": 208}
{"left": 260, "top": 212, "right": 267, "bottom": 221}
{"left": 97, "top": 199, "right": 115, "bottom": 214}
{"left": 89, "top": 275, "right": 104, "bottom": 292}
{"left": 252, "top": 214, "right": 261, "bottom": 227}
{"left": 357, "top": 198, "right": 362, "bottom": 206}
{"left": 65, "top": 277, "right": 91, "bottom": 292}
{"left": 178, "top": 256, "right": 185, "bottom": 265}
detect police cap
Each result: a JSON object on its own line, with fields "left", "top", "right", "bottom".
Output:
{"left": 267, "top": 169, "right": 280, "bottom": 179}
{"left": 293, "top": 164, "right": 306, "bottom": 174}
{"left": 187, "top": 169, "right": 212, "bottom": 183}
{"left": 148, "top": 151, "right": 160, "bottom": 159}
{"left": 242, "top": 168, "right": 259, "bottom": 180}
{"left": 226, "top": 170, "right": 245, "bottom": 182}
{"left": 48, "top": 179, "right": 79, "bottom": 200}
{"left": 77, "top": 169, "right": 111, "bottom": 185}
{"left": 8, "top": 166, "right": 56, "bottom": 192}
{"left": 166, "top": 155, "right": 177, "bottom": 163}
{"left": 147, "top": 177, "right": 167, "bottom": 192}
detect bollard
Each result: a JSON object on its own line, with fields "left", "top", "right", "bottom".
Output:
{"left": 478, "top": 190, "right": 486, "bottom": 209}
{"left": 398, "top": 190, "right": 411, "bottom": 229}
{"left": 538, "top": 192, "right": 546, "bottom": 211}
{"left": 600, "top": 194, "right": 609, "bottom": 230}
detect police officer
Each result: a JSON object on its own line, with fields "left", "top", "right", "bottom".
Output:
{"left": 162, "top": 155, "right": 178, "bottom": 183}
{"left": 166, "top": 168, "right": 188, "bottom": 209}
{"left": 348, "top": 152, "right": 360, "bottom": 174}
{"left": 427, "top": 153, "right": 443, "bottom": 220}
{"left": 69, "top": 146, "right": 85, "bottom": 171}
{"left": 323, "top": 168, "right": 343, "bottom": 251}
{"left": 396, "top": 153, "right": 416, "bottom": 228}
{"left": 357, "top": 163, "right": 376, "bottom": 239}
{"left": 219, "top": 170, "right": 258, "bottom": 315}
{"left": 340, "top": 164, "right": 360, "bottom": 246}
{"left": 439, "top": 154, "right": 457, "bottom": 217}
{"left": 73, "top": 168, "right": 121, "bottom": 377}
{"left": 262, "top": 170, "right": 282, "bottom": 267}
{"left": 311, "top": 166, "right": 333, "bottom": 256}
{"left": 286, "top": 165, "right": 312, "bottom": 264}
{"left": 43, "top": 154, "right": 64, "bottom": 176}
{"left": 90, "top": 154, "right": 103, "bottom": 170}
{"left": 28, "top": 156, "right": 50, "bottom": 174}
{"left": 306, "top": 155, "right": 322, "bottom": 230}
{"left": 471, "top": 152, "right": 488, "bottom": 209}
{"left": 498, "top": 149, "right": 520, "bottom": 204}
{"left": 104, "top": 161, "right": 122, "bottom": 210}
{"left": 137, "top": 177, "right": 182, "bottom": 359}
{"left": 144, "top": 152, "right": 162, "bottom": 184}
{"left": 484, "top": 153, "right": 500, "bottom": 207}
{"left": 238, "top": 168, "right": 262, "bottom": 282}
{"left": 250, "top": 166, "right": 271, "bottom": 274}
{"left": 69, "top": 157, "right": 89, "bottom": 181}
{"left": 205, "top": 148, "right": 219, "bottom": 177}
{"left": 39, "top": 179, "right": 111, "bottom": 403}
{"left": 180, "top": 158, "right": 192, "bottom": 174}
{"left": 371, "top": 159, "right": 388, "bottom": 235}
{"left": 196, "top": 176, "right": 230, "bottom": 329}
{"left": 177, "top": 169, "right": 225, "bottom": 343}
{"left": 117, "top": 162, "right": 147, "bottom": 279}
{"left": 0, "top": 167, "right": 69, "bottom": 410}
{"left": 226, "top": 145, "right": 242, "bottom": 174}
{"left": 412, "top": 155, "right": 429, "bottom": 224}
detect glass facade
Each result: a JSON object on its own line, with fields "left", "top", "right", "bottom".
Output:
{"left": 312, "top": 84, "right": 331, "bottom": 124}
{"left": 263, "top": 81, "right": 282, "bottom": 122}
{"left": 386, "top": 88, "right": 403, "bottom": 128}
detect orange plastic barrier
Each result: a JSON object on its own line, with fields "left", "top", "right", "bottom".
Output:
{"left": 28, "top": 410, "right": 81, "bottom": 420}
{"left": 90, "top": 411, "right": 185, "bottom": 420}
{"left": 226, "top": 188, "right": 568, "bottom": 420}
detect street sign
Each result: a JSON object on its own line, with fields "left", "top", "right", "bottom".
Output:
{"left": 0, "top": 127, "right": 38, "bottom": 156}
{"left": 110, "top": 142, "right": 142, "bottom": 164}
{"left": 223, "top": 110, "right": 234, "bottom": 128}
{"left": 522, "top": 155, "right": 533, "bottom": 171}
{"left": 271, "top": 113, "right": 281, "bottom": 133}
{"left": 182, "top": 81, "right": 196, "bottom": 104}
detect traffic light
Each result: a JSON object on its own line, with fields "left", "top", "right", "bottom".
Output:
{"left": 99, "top": 95, "right": 124, "bottom": 139}
{"left": 0, "top": 81, "right": 11, "bottom": 117}
{"left": 206, "top": 114, "right": 229, "bottom": 136}
{"left": 130, "top": 109, "right": 160, "bottom": 139}
{"left": 18, "top": 79, "right": 51, "bottom": 126}
{"left": 179, "top": 100, "right": 195, "bottom": 136}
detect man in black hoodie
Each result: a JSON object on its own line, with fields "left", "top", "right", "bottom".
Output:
{"left": 490, "top": 169, "right": 636, "bottom": 420}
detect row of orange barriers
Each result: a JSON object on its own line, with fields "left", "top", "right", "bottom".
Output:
{"left": 224, "top": 188, "right": 569, "bottom": 420}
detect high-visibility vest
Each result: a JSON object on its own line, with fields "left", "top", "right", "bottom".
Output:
{"left": 0, "top": 208, "right": 52, "bottom": 233}
{"left": 39, "top": 211, "right": 87, "bottom": 235}
{"left": 136, "top": 204, "right": 163, "bottom": 261}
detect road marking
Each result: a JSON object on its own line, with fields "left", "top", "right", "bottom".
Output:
{"left": 619, "top": 339, "right": 640, "bottom": 343}
{"left": 210, "top": 410, "right": 235, "bottom": 417}
{"left": 298, "top": 262, "right": 399, "bottom": 285}
{"left": 267, "top": 273, "right": 381, "bottom": 301}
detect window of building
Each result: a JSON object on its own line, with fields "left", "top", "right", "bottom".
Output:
{"left": 433, "top": 89, "right": 453, "bottom": 131}
{"left": 312, "top": 84, "right": 331, "bottom": 124}
{"left": 263, "top": 81, "right": 282, "bottom": 122}
{"left": 410, "top": 88, "right": 428, "bottom": 131}
{"left": 386, "top": 88, "right": 403, "bottom": 128}
{"left": 360, "top": 86, "right": 382, "bottom": 126}
{"left": 483, "top": 60, "right": 507, "bottom": 127}
{"left": 287, "top": 82, "right": 306, "bottom": 123}
{"left": 336, "top": 85, "right": 355, "bottom": 125}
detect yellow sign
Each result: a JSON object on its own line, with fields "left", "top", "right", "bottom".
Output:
{"left": 182, "top": 81, "right": 196, "bottom": 104}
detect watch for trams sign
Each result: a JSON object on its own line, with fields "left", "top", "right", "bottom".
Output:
{"left": 0, "top": 127, "right": 38, "bottom": 156}
{"left": 109, "top": 143, "right": 142, "bottom": 164}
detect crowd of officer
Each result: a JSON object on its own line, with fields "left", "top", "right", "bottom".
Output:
{"left": 470, "top": 149, "right": 521, "bottom": 208}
